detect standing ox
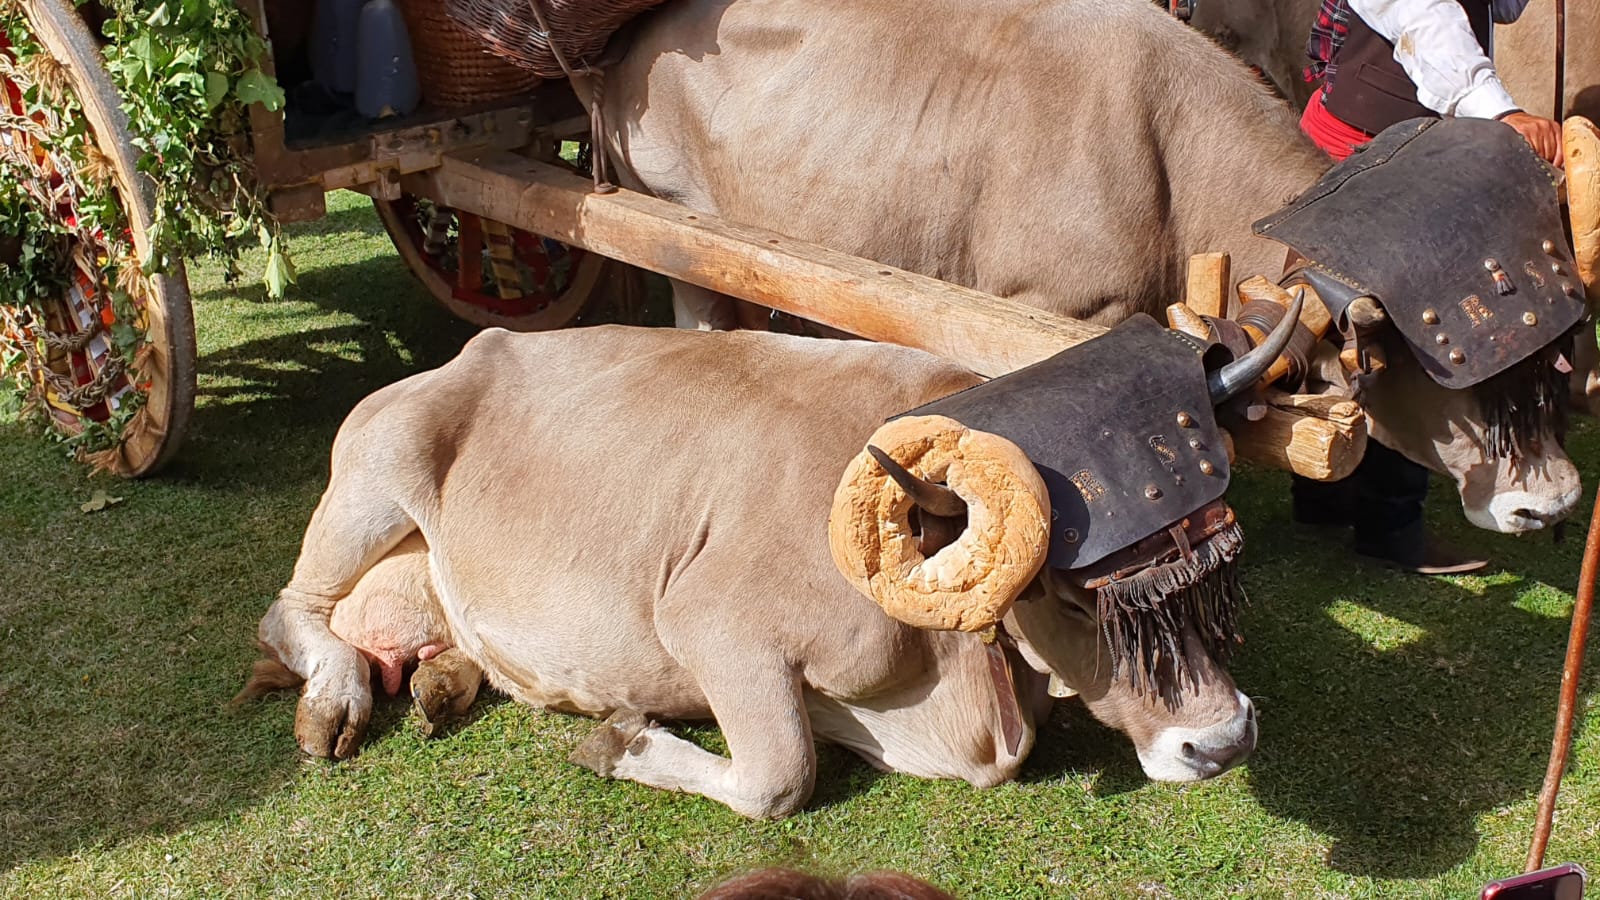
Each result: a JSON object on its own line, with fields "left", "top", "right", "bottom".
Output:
{"left": 257, "top": 320, "right": 1294, "bottom": 816}
{"left": 596, "top": 0, "right": 1582, "bottom": 533}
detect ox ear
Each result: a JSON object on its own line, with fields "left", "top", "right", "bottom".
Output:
{"left": 827, "top": 415, "right": 1051, "bottom": 632}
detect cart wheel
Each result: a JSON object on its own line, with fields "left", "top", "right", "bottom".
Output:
{"left": 0, "top": 0, "right": 197, "bottom": 476}
{"left": 373, "top": 194, "right": 606, "bottom": 331}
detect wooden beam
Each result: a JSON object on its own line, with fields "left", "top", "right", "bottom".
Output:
{"left": 413, "top": 153, "right": 1102, "bottom": 375}
{"left": 1229, "top": 392, "right": 1367, "bottom": 483}
{"left": 412, "top": 151, "right": 1364, "bottom": 480}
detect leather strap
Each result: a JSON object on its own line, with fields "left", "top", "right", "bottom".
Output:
{"left": 983, "top": 630, "right": 1024, "bottom": 758}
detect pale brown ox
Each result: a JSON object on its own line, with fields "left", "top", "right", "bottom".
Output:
{"left": 256, "top": 326, "right": 1258, "bottom": 818}
{"left": 596, "top": 0, "right": 1581, "bottom": 533}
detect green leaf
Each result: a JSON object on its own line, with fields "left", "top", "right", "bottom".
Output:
{"left": 203, "top": 71, "right": 229, "bottom": 110}
{"left": 127, "top": 33, "right": 158, "bottom": 78}
{"left": 263, "top": 237, "right": 296, "bottom": 299}
{"left": 233, "top": 69, "right": 285, "bottom": 111}
{"left": 79, "top": 491, "right": 126, "bottom": 514}
{"left": 145, "top": 3, "right": 171, "bottom": 27}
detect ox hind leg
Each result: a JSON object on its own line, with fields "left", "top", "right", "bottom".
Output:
{"left": 410, "top": 648, "right": 484, "bottom": 736}
{"left": 258, "top": 466, "right": 417, "bottom": 758}
{"left": 570, "top": 644, "right": 816, "bottom": 818}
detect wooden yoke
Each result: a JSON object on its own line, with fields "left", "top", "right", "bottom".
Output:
{"left": 412, "top": 151, "right": 1365, "bottom": 481}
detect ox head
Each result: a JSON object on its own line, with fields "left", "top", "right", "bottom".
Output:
{"left": 828, "top": 308, "right": 1300, "bottom": 781}
{"left": 1255, "top": 117, "right": 1588, "bottom": 533}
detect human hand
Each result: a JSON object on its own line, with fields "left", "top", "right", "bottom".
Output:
{"left": 1500, "top": 111, "right": 1564, "bottom": 167}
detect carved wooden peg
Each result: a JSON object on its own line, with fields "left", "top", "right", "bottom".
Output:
{"left": 1185, "top": 252, "right": 1231, "bottom": 318}
{"left": 1166, "top": 302, "right": 1213, "bottom": 341}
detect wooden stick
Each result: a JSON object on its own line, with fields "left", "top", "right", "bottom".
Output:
{"left": 413, "top": 152, "right": 1365, "bottom": 480}
{"left": 1186, "top": 252, "right": 1230, "bottom": 318}
{"left": 1525, "top": 486, "right": 1600, "bottom": 872}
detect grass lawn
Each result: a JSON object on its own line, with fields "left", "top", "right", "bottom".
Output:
{"left": 2, "top": 190, "right": 1598, "bottom": 898}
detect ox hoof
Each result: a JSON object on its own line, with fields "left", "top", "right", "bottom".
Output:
{"left": 570, "top": 709, "right": 652, "bottom": 777}
{"left": 294, "top": 687, "right": 372, "bottom": 760}
{"left": 410, "top": 651, "right": 483, "bottom": 737}
{"left": 294, "top": 650, "right": 373, "bottom": 760}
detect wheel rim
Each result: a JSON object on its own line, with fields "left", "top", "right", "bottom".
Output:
{"left": 374, "top": 193, "right": 603, "bottom": 331}
{"left": 0, "top": 12, "right": 194, "bottom": 476}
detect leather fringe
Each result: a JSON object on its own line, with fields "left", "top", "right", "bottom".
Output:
{"left": 1096, "top": 521, "right": 1246, "bottom": 708}
{"left": 1478, "top": 338, "right": 1571, "bottom": 459}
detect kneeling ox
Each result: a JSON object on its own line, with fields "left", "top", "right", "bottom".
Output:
{"left": 254, "top": 315, "right": 1293, "bottom": 817}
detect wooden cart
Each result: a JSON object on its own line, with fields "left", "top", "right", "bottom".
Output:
{"left": 0, "top": 0, "right": 1366, "bottom": 478}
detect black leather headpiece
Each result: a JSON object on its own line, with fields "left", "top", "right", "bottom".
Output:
{"left": 899, "top": 315, "right": 1231, "bottom": 571}
{"left": 1253, "top": 117, "right": 1584, "bottom": 390}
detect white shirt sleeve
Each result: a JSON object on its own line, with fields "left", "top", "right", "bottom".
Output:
{"left": 1348, "top": 0, "right": 1521, "bottom": 120}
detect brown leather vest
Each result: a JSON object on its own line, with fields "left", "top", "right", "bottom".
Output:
{"left": 1323, "top": 2, "right": 1494, "bottom": 135}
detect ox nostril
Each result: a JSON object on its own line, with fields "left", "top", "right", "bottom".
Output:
{"left": 1512, "top": 508, "right": 1539, "bottom": 522}
{"left": 1181, "top": 741, "right": 1198, "bottom": 761}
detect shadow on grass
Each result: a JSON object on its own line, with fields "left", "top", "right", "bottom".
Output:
{"left": 0, "top": 202, "right": 481, "bottom": 869}
{"left": 1216, "top": 444, "right": 1598, "bottom": 879}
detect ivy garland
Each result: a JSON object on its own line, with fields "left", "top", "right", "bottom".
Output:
{"left": 0, "top": 0, "right": 289, "bottom": 458}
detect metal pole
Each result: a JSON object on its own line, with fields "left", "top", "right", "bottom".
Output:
{"left": 1525, "top": 485, "right": 1600, "bottom": 872}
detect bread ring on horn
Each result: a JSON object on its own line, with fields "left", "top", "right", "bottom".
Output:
{"left": 828, "top": 415, "right": 1051, "bottom": 632}
{"left": 1565, "top": 117, "right": 1600, "bottom": 301}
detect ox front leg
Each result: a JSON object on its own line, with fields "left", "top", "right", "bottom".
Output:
{"left": 258, "top": 479, "right": 416, "bottom": 759}
{"left": 568, "top": 666, "right": 816, "bottom": 819}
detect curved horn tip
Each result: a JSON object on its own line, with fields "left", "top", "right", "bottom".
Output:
{"left": 1207, "top": 290, "right": 1304, "bottom": 405}
{"left": 866, "top": 444, "right": 967, "bottom": 518}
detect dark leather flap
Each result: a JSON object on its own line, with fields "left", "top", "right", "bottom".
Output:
{"left": 1254, "top": 117, "right": 1584, "bottom": 389}
{"left": 899, "top": 315, "right": 1229, "bottom": 570}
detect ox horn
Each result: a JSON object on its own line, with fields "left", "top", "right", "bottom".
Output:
{"left": 1347, "top": 296, "right": 1388, "bottom": 328}
{"left": 1207, "top": 289, "right": 1304, "bottom": 405}
{"left": 829, "top": 415, "right": 1050, "bottom": 633}
{"left": 866, "top": 444, "right": 966, "bottom": 517}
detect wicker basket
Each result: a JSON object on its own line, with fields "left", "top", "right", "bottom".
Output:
{"left": 398, "top": 0, "right": 542, "bottom": 107}
{"left": 443, "top": 0, "right": 667, "bottom": 78}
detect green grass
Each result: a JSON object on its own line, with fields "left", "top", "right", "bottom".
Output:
{"left": 2, "top": 189, "right": 1598, "bottom": 898}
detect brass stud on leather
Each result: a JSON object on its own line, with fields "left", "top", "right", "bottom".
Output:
{"left": 1552, "top": 262, "right": 1566, "bottom": 276}
{"left": 1063, "top": 528, "right": 1079, "bottom": 544}
{"left": 1176, "top": 411, "right": 1194, "bottom": 428}
{"left": 1543, "top": 239, "right": 1559, "bottom": 255}
{"left": 1435, "top": 333, "right": 1449, "bottom": 345}
{"left": 1564, "top": 282, "right": 1581, "bottom": 298}
{"left": 1198, "top": 459, "right": 1216, "bottom": 476}
{"left": 1449, "top": 349, "right": 1466, "bottom": 365}
{"left": 1188, "top": 437, "right": 1203, "bottom": 450}
{"left": 1524, "top": 311, "right": 1538, "bottom": 326}
{"left": 1145, "top": 485, "right": 1162, "bottom": 500}
{"left": 1422, "top": 309, "right": 1440, "bottom": 325}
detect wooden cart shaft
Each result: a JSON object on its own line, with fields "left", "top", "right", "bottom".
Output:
{"left": 407, "top": 151, "right": 1366, "bottom": 481}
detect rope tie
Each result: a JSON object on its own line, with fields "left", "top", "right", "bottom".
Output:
{"left": 525, "top": 0, "right": 616, "bottom": 193}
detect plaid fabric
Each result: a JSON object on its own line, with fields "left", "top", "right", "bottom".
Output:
{"left": 1304, "top": 0, "right": 1353, "bottom": 84}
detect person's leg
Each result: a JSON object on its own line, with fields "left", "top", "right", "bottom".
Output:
{"left": 1350, "top": 442, "right": 1486, "bottom": 574}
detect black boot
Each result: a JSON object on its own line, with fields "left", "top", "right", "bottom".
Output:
{"left": 1353, "top": 519, "right": 1488, "bottom": 575}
